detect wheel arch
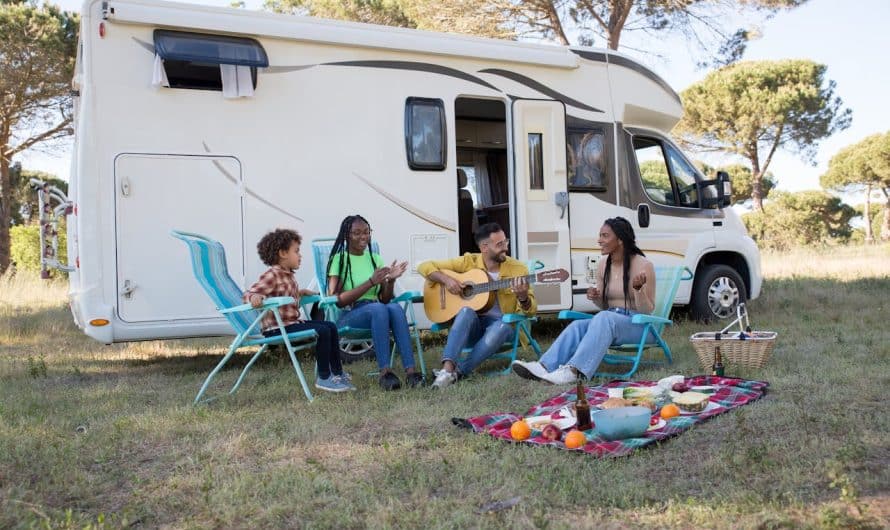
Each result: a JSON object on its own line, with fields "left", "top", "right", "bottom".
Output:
{"left": 693, "top": 251, "right": 751, "bottom": 297}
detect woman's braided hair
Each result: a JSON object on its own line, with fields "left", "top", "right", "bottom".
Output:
{"left": 325, "top": 215, "right": 379, "bottom": 295}
{"left": 600, "top": 217, "right": 645, "bottom": 309}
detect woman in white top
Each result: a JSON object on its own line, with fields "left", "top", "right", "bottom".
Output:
{"left": 511, "top": 217, "right": 656, "bottom": 384}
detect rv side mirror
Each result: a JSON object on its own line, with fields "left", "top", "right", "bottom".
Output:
{"left": 716, "top": 170, "right": 732, "bottom": 207}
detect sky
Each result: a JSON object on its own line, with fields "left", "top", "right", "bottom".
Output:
{"left": 24, "top": 0, "right": 890, "bottom": 202}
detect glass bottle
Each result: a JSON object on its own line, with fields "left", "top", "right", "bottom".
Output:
{"left": 575, "top": 378, "right": 592, "bottom": 431}
{"left": 711, "top": 332, "right": 725, "bottom": 377}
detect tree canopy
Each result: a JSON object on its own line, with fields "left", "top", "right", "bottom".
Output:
{"left": 742, "top": 190, "right": 856, "bottom": 250}
{"left": 265, "top": 0, "right": 513, "bottom": 38}
{"left": 266, "top": 0, "right": 808, "bottom": 66}
{"left": 0, "top": 0, "right": 78, "bottom": 274}
{"left": 820, "top": 131, "right": 890, "bottom": 242}
{"left": 674, "top": 59, "right": 851, "bottom": 211}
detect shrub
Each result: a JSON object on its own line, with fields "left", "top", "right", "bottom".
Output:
{"left": 10, "top": 222, "right": 68, "bottom": 275}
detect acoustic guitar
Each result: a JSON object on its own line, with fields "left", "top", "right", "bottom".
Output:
{"left": 423, "top": 268, "right": 570, "bottom": 323}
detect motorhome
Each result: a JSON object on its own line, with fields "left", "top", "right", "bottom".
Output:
{"left": 62, "top": 0, "right": 761, "bottom": 345}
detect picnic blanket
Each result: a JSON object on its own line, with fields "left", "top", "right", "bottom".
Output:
{"left": 455, "top": 376, "right": 769, "bottom": 458}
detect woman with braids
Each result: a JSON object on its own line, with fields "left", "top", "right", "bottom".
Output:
{"left": 511, "top": 217, "right": 656, "bottom": 385}
{"left": 245, "top": 228, "right": 355, "bottom": 393}
{"left": 326, "top": 215, "right": 423, "bottom": 390}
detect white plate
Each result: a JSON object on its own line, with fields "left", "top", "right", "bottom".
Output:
{"left": 678, "top": 401, "right": 720, "bottom": 415}
{"left": 525, "top": 414, "right": 577, "bottom": 431}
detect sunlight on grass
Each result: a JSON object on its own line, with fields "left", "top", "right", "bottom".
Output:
{"left": 761, "top": 242, "right": 889, "bottom": 280}
{"left": 1, "top": 246, "right": 888, "bottom": 528}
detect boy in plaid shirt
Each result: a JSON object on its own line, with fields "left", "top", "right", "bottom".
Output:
{"left": 245, "top": 228, "right": 354, "bottom": 393}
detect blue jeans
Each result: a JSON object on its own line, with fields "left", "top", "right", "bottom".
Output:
{"left": 539, "top": 309, "right": 654, "bottom": 378}
{"left": 337, "top": 301, "right": 416, "bottom": 371}
{"left": 442, "top": 307, "right": 514, "bottom": 376}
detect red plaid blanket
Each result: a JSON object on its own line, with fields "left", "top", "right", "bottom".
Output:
{"left": 455, "top": 376, "right": 769, "bottom": 458}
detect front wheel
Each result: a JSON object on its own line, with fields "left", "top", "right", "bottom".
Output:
{"left": 690, "top": 264, "right": 747, "bottom": 322}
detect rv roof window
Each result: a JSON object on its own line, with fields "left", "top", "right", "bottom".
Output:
{"left": 153, "top": 30, "right": 268, "bottom": 67}
{"left": 405, "top": 98, "right": 447, "bottom": 171}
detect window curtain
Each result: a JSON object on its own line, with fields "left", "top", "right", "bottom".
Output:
{"left": 151, "top": 54, "right": 169, "bottom": 88}
{"left": 473, "top": 151, "right": 492, "bottom": 207}
{"left": 220, "top": 65, "right": 254, "bottom": 98}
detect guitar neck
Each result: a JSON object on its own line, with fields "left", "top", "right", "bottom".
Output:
{"left": 469, "top": 273, "right": 537, "bottom": 295}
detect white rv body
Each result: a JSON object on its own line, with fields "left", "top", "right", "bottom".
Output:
{"left": 67, "top": 0, "right": 761, "bottom": 344}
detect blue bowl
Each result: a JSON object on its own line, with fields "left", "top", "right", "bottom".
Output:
{"left": 592, "top": 406, "right": 651, "bottom": 440}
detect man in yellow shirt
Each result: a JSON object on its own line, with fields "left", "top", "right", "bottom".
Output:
{"left": 418, "top": 223, "right": 537, "bottom": 388}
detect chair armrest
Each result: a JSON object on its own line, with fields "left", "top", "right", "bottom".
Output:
{"left": 631, "top": 313, "right": 672, "bottom": 326}
{"left": 220, "top": 296, "right": 296, "bottom": 314}
{"left": 300, "top": 294, "right": 322, "bottom": 305}
{"left": 430, "top": 322, "right": 449, "bottom": 332}
{"left": 309, "top": 295, "right": 339, "bottom": 306}
{"left": 501, "top": 313, "right": 537, "bottom": 324}
{"left": 393, "top": 291, "right": 422, "bottom": 304}
{"left": 558, "top": 310, "right": 593, "bottom": 321}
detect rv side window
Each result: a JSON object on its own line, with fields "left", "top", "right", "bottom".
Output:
{"left": 405, "top": 98, "right": 447, "bottom": 171}
{"left": 153, "top": 30, "right": 268, "bottom": 92}
{"left": 632, "top": 136, "right": 701, "bottom": 208}
{"left": 566, "top": 119, "right": 609, "bottom": 191}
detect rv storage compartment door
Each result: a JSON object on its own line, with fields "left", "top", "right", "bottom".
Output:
{"left": 115, "top": 154, "right": 243, "bottom": 323}
{"left": 511, "top": 99, "right": 571, "bottom": 311}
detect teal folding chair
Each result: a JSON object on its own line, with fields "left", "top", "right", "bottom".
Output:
{"left": 310, "top": 238, "right": 426, "bottom": 377}
{"left": 558, "top": 266, "right": 693, "bottom": 379}
{"left": 172, "top": 230, "right": 320, "bottom": 403}
{"left": 429, "top": 260, "right": 545, "bottom": 376}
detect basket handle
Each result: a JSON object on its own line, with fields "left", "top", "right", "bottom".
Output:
{"left": 720, "top": 302, "right": 750, "bottom": 335}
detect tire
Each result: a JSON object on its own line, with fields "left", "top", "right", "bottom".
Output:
{"left": 339, "top": 339, "right": 375, "bottom": 364}
{"left": 690, "top": 264, "right": 747, "bottom": 323}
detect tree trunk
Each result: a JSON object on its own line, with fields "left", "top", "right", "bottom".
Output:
{"left": 863, "top": 183, "right": 873, "bottom": 244}
{"left": 0, "top": 157, "right": 11, "bottom": 274}
{"left": 881, "top": 206, "right": 890, "bottom": 242}
{"left": 750, "top": 152, "right": 764, "bottom": 211}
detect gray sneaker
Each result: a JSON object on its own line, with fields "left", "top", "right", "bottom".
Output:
{"left": 315, "top": 375, "right": 351, "bottom": 393}
{"left": 331, "top": 374, "right": 356, "bottom": 391}
{"left": 511, "top": 360, "right": 548, "bottom": 381}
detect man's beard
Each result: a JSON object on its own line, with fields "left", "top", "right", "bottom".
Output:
{"left": 493, "top": 251, "right": 507, "bottom": 263}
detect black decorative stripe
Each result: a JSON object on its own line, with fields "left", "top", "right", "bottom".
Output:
{"left": 570, "top": 49, "right": 681, "bottom": 105}
{"left": 570, "top": 49, "right": 608, "bottom": 63}
{"left": 480, "top": 68, "right": 603, "bottom": 113}
{"left": 324, "top": 60, "right": 500, "bottom": 92}
{"left": 133, "top": 37, "right": 155, "bottom": 54}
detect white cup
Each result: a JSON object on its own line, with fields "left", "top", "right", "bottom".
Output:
{"left": 607, "top": 388, "right": 624, "bottom": 399}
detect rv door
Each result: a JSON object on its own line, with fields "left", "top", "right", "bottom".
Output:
{"left": 510, "top": 99, "right": 571, "bottom": 311}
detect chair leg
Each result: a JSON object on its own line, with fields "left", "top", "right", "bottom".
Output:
{"left": 412, "top": 327, "right": 427, "bottom": 378}
{"left": 283, "top": 339, "right": 314, "bottom": 402}
{"left": 521, "top": 322, "right": 543, "bottom": 358}
{"left": 229, "top": 344, "right": 268, "bottom": 395}
{"left": 195, "top": 339, "right": 242, "bottom": 404}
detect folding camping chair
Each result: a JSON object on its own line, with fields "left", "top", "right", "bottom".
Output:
{"left": 558, "top": 266, "right": 693, "bottom": 379}
{"left": 172, "top": 231, "right": 321, "bottom": 403}
{"left": 429, "top": 260, "right": 545, "bottom": 376}
{"left": 310, "top": 238, "right": 426, "bottom": 377}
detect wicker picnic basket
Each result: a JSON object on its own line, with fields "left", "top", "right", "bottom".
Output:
{"left": 690, "top": 303, "right": 777, "bottom": 370}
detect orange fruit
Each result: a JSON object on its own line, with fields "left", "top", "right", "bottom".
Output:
{"left": 510, "top": 419, "right": 531, "bottom": 441}
{"left": 564, "top": 429, "right": 586, "bottom": 449}
{"left": 660, "top": 404, "right": 680, "bottom": 419}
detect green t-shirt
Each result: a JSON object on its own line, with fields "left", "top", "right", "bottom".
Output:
{"left": 328, "top": 250, "right": 383, "bottom": 302}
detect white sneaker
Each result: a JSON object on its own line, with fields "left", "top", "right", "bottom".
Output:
{"left": 541, "top": 365, "right": 578, "bottom": 385}
{"left": 431, "top": 369, "right": 458, "bottom": 388}
{"left": 511, "top": 360, "right": 548, "bottom": 381}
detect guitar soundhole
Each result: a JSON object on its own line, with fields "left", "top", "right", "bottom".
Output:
{"left": 460, "top": 283, "right": 475, "bottom": 299}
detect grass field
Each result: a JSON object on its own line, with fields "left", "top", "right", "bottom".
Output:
{"left": 1, "top": 244, "right": 888, "bottom": 529}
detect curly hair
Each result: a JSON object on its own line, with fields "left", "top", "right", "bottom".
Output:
{"left": 257, "top": 228, "right": 302, "bottom": 266}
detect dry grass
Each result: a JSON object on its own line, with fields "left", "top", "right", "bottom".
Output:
{"left": 0, "top": 245, "right": 888, "bottom": 529}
